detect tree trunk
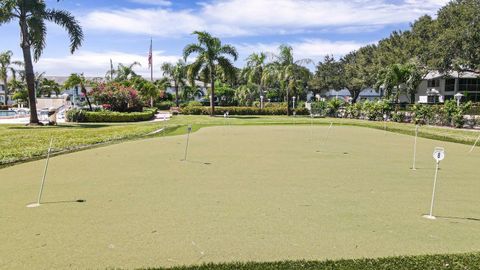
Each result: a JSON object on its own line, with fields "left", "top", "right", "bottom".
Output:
{"left": 210, "top": 70, "right": 215, "bottom": 117}
{"left": 3, "top": 78, "right": 8, "bottom": 105}
{"left": 21, "top": 45, "right": 40, "bottom": 124}
{"left": 351, "top": 90, "right": 360, "bottom": 103}
{"left": 286, "top": 86, "right": 291, "bottom": 116}
{"left": 175, "top": 84, "right": 179, "bottom": 107}
{"left": 83, "top": 90, "right": 93, "bottom": 111}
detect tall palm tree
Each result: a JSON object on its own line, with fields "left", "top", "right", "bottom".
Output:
{"left": 0, "top": 0, "right": 83, "bottom": 124}
{"left": 183, "top": 31, "right": 238, "bottom": 116}
{"left": 264, "top": 45, "right": 312, "bottom": 115}
{"left": 161, "top": 60, "right": 187, "bottom": 107}
{"left": 64, "top": 73, "right": 93, "bottom": 110}
{"left": 114, "top": 62, "right": 141, "bottom": 81}
{"left": 242, "top": 52, "right": 267, "bottom": 107}
{"left": 0, "top": 50, "right": 22, "bottom": 105}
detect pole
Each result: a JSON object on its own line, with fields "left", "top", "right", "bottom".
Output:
{"left": 469, "top": 134, "right": 480, "bottom": 153}
{"left": 427, "top": 161, "right": 440, "bottom": 219}
{"left": 163, "top": 115, "right": 166, "bottom": 136}
{"left": 183, "top": 125, "right": 192, "bottom": 161}
{"left": 412, "top": 125, "right": 419, "bottom": 170}
{"left": 323, "top": 122, "right": 333, "bottom": 146}
{"left": 110, "top": 59, "right": 114, "bottom": 81}
{"left": 150, "top": 38, "right": 153, "bottom": 82}
{"left": 37, "top": 137, "right": 53, "bottom": 205}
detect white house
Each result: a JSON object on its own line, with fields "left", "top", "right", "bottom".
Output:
{"left": 414, "top": 71, "right": 480, "bottom": 104}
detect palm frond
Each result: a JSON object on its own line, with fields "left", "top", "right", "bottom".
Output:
{"left": 45, "top": 9, "right": 83, "bottom": 54}
{"left": 27, "top": 15, "right": 47, "bottom": 61}
{"left": 183, "top": 44, "right": 204, "bottom": 60}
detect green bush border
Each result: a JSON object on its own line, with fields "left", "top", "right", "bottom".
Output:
{"left": 181, "top": 106, "right": 309, "bottom": 116}
{"left": 66, "top": 108, "right": 156, "bottom": 123}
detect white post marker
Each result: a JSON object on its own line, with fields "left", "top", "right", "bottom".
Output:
{"left": 27, "top": 137, "right": 54, "bottom": 208}
{"left": 163, "top": 115, "right": 167, "bottom": 136}
{"left": 423, "top": 147, "right": 445, "bottom": 220}
{"left": 412, "top": 125, "right": 419, "bottom": 170}
{"left": 469, "top": 134, "right": 480, "bottom": 153}
{"left": 183, "top": 125, "right": 192, "bottom": 161}
{"left": 322, "top": 122, "right": 333, "bottom": 146}
{"left": 383, "top": 114, "right": 387, "bottom": 135}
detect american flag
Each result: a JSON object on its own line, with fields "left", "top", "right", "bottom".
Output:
{"left": 148, "top": 38, "right": 153, "bottom": 69}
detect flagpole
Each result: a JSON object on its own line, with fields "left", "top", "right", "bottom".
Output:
{"left": 110, "top": 59, "right": 114, "bottom": 81}
{"left": 150, "top": 38, "right": 153, "bottom": 82}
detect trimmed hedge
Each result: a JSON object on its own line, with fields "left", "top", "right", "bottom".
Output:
{"left": 142, "top": 252, "right": 480, "bottom": 270}
{"left": 181, "top": 106, "right": 309, "bottom": 116}
{"left": 66, "top": 108, "right": 156, "bottom": 123}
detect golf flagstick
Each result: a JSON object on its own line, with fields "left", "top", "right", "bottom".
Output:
{"left": 27, "top": 137, "right": 54, "bottom": 208}
{"left": 183, "top": 125, "right": 192, "bottom": 161}
{"left": 322, "top": 122, "right": 333, "bottom": 146}
{"left": 412, "top": 125, "right": 419, "bottom": 170}
{"left": 469, "top": 134, "right": 480, "bottom": 153}
{"left": 423, "top": 147, "right": 445, "bottom": 220}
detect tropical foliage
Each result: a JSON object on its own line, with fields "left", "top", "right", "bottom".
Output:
{"left": 0, "top": 0, "right": 83, "bottom": 124}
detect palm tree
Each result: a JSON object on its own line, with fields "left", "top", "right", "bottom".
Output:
{"left": 161, "top": 60, "right": 187, "bottom": 107}
{"left": 0, "top": 0, "right": 83, "bottom": 124}
{"left": 183, "top": 31, "right": 238, "bottom": 116}
{"left": 38, "top": 78, "right": 60, "bottom": 97}
{"left": 242, "top": 52, "right": 267, "bottom": 107}
{"left": 0, "top": 51, "right": 21, "bottom": 105}
{"left": 114, "top": 62, "right": 141, "bottom": 81}
{"left": 64, "top": 73, "right": 93, "bottom": 110}
{"left": 264, "top": 45, "right": 312, "bottom": 115}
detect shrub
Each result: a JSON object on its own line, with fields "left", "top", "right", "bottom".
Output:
{"left": 67, "top": 108, "right": 156, "bottom": 122}
{"left": 156, "top": 101, "right": 176, "bottom": 110}
{"left": 90, "top": 82, "right": 143, "bottom": 112}
{"left": 311, "top": 101, "right": 328, "bottom": 116}
{"left": 391, "top": 111, "right": 406, "bottom": 122}
{"left": 180, "top": 106, "right": 309, "bottom": 116}
{"left": 326, "top": 99, "right": 344, "bottom": 117}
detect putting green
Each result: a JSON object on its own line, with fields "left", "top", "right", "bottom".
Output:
{"left": 1, "top": 125, "right": 480, "bottom": 269}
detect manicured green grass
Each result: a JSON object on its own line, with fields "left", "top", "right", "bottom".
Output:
{"left": 142, "top": 252, "right": 480, "bottom": 270}
{"left": 1, "top": 125, "right": 480, "bottom": 269}
{"left": 1, "top": 115, "right": 479, "bottom": 166}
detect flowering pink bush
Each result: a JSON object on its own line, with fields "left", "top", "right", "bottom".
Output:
{"left": 91, "top": 83, "right": 143, "bottom": 112}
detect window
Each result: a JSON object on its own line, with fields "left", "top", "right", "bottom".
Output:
{"left": 445, "top": 79, "right": 455, "bottom": 92}
{"left": 427, "top": 96, "right": 439, "bottom": 103}
{"left": 428, "top": 79, "right": 440, "bottom": 88}
{"left": 459, "top": 78, "right": 480, "bottom": 92}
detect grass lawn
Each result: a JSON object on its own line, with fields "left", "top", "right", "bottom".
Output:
{"left": 1, "top": 115, "right": 480, "bottom": 167}
{"left": 1, "top": 125, "right": 480, "bottom": 269}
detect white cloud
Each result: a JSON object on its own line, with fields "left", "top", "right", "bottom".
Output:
{"left": 83, "top": 8, "right": 204, "bottom": 37}
{"left": 236, "top": 39, "right": 367, "bottom": 64}
{"left": 26, "top": 50, "right": 180, "bottom": 77}
{"left": 83, "top": 0, "right": 450, "bottom": 37}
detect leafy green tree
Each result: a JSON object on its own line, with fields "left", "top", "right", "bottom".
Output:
{"left": 310, "top": 55, "right": 343, "bottom": 96}
{"left": 235, "top": 83, "right": 258, "bottom": 106}
{"left": 64, "top": 73, "right": 93, "bottom": 110}
{"left": 0, "top": 0, "right": 83, "bottom": 124}
{"left": 0, "top": 50, "right": 22, "bottom": 105}
{"left": 183, "top": 31, "right": 238, "bottom": 116}
{"left": 340, "top": 45, "right": 376, "bottom": 103}
{"left": 38, "top": 78, "right": 60, "bottom": 97}
{"left": 161, "top": 60, "right": 187, "bottom": 107}
{"left": 263, "top": 45, "right": 312, "bottom": 115}
{"left": 241, "top": 52, "right": 268, "bottom": 105}
{"left": 113, "top": 62, "right": 141, "bottom": 81}
{"left": 432, "top": 0, "right": 480, "bottom": 72}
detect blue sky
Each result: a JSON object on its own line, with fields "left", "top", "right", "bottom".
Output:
{"left": 0, "top": 0, "right": 449, "bottom": 77}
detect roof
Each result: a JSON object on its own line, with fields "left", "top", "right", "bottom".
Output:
{"left": 424, "top": 70, "right": 480, "bottom": 80}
